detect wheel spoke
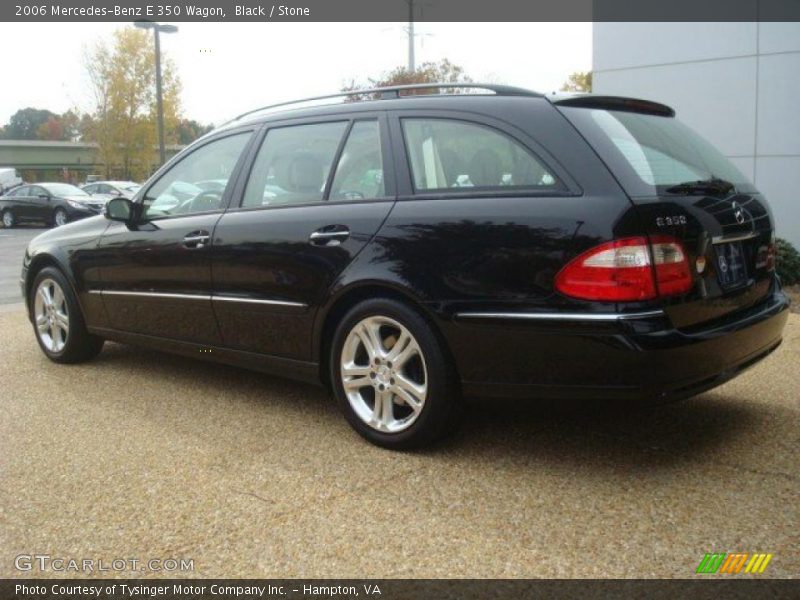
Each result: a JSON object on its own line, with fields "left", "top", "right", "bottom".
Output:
{"left": 36, "top": 313, "right": 49, "bottom": 333}
{"left": 38, "top": 285, "right": 52, "bottom": 308}
{"left": 52, "top": 286, "right": 65, "bottom": 310}
{"left": 390, "top": 334, "right": 419, "bottom": 369}
{"left": 385, "top": 330, "right": 410, "bottom": 361}
{"left": 393, "top": 374, "right": 426, "bottom": 411}
{"left": 342, "top": 363, "right": 370, "bottom": 378}
{"left": 372, "top": 390, "right": 394, "bottom": 429}
{"left": 55, "top": 311, "right": 69, "bottom": 333}
{"left": 343, "top": 375, "right": 371, "bottom": 391}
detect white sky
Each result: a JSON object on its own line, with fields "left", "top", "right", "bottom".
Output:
{"left": 0, "top": 22, "right": 591, "bottom": 126}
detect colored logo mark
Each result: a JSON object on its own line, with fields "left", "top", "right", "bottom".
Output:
{"left": 696, "top": 553, "right": 773, "bottom": 574}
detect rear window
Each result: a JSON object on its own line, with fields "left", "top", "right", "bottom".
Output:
{"left": 560, "top": 107, "right": 752, "bottom": 196}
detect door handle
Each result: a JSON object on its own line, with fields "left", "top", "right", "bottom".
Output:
{"left": 309, "top": 226, "right": 350, "bottom": 246}
{"left": 183, "top": 230, "right": 211, "bottom": 249}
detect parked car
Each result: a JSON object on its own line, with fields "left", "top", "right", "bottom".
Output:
{"left": 1, "top": 182, "right": 107, "bottom": 228}
{"left": 19, "top": 84, "right": 790, "bottom": 449}
{"left": 0, "top": 167, "right": 23, "bottom": 195}
{"left": 82, "top": 181, "right": 141, "bottom": 202}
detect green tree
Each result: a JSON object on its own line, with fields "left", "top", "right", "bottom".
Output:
{"left": 176, "top": 118, "right": 214, "bottom": 145}
{"left": 560, "top": 71, "right": 592, "bottom": 93}
{"left": 3, "top": 108, "right": 57, "bottom": 139}
{"left": 83, "top": 27, "right": 182, "bottom": 180}
{"left": 342, "top": 59, "right": 472, "bottom": 99}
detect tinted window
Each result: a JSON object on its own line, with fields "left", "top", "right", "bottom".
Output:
{"left": 401, "top": 118, "right": 558, "bottom": 191}
{"left": 8, "top": 186, "right": 27, "bottom": 197}
{"left": 41, "top": 183, "right": 88, "bottom": 196}
{"left": 560, "top": 107, "right": 751, "bottom": 196}
{"left": 329, "top": 121, "right": 386, "bottom": 201}
{"left": 242, "top": 121, "right": 348, "bottom": 208}
{"left": 83, "top": 185, "right": 97, "bottom": 194}
{"left": 143, "top": 132, "right": 250, "bottom": 219}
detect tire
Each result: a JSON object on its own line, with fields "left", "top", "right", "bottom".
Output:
{"left": 329, "top": 298, "right": 461, "bottom": 450}
{"left": 2, "top": 210, "right": 14, "bottom": 228}
{"left": 53, "top": 208, "right": 69, "bottom": 227}
{"left": 30, "top": 266, "right": 104, "bottom": 364}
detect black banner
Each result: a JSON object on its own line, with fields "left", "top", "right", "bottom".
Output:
{"left": 3, "top": 579, "right": 800, "bottom": 600}
{"left": 2, "top": 0, "right": 800, "bottom": 22}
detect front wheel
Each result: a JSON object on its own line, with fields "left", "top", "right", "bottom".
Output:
{"left": 30, "top": 267, "right": 104, "bottom": 363}
{"left": 53, "top": 208, "right": 69, "bottom": 227}
{"left": 2, "top": 210, "right": 14, "bottom": 228}
{"left": 330, "top": 298, "right": 460, "bottom": 450}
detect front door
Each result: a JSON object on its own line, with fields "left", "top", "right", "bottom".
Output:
{"left": 212, "top": 116, "right": 395, "bottom": 360}
{"left": 96, "top": 130, "right": 254, "bottom": 344}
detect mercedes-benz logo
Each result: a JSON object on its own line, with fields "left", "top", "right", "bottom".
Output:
{"left": 732, "top": 201, "right": 746, "bottom": 225}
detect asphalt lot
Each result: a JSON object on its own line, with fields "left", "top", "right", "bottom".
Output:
{"left": 0, "top": 301, "right": 798, "bottom": 578}
{"left": 0, "top": 224, "right": 43, "bottom": 305}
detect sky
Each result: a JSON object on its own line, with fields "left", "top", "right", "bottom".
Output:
{"left": 0, "top": 22, "right": 591, "bottom": 126}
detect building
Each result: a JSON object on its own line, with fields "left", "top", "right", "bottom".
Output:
{"left": 593, "top": 22, "right": 800, "bottom": 247}
{"left": 0, "top": 139, "right": 184, "bottom": 183}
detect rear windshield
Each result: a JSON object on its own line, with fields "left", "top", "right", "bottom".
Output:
{"left": 559, "top": 107, "right": 753, "bottom": 196}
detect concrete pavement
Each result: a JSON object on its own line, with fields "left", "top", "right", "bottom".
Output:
{"left": 0, "top": 307, "right": 798, "bottom": 578}
{"left": 0, "top": 225, "right": 43, "bottom": 305}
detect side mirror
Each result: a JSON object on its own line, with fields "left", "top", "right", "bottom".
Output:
{"left": 105, "top": 197, "right": 134, "bottom": 222}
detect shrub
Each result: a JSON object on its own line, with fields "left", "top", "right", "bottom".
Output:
{"left": 776, "top": 237, "right": 800, "bottom": 286}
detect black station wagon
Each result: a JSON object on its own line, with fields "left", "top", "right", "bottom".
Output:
{"left": 21, "top": 84, "right": 790, "bottom": 449}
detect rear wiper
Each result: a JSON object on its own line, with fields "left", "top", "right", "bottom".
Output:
{"left": 665, "top": 177, "right": 734, "bottom": 196}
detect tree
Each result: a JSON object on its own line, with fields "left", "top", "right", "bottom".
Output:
{"left": 560, "top": 71, "right": 592, "bottom": 93}
{"left": 0, "top": 108, "right": 83, "bottom": 141}
{"left": 176, "top": 118, "right": 214, "bottom": 145}
{"left": 3, "top": 108, "right": 57, "bottom": 139}
{"left": 83, "top": 27, "right": 182, "bottom": 180}
{"left": 342, "top": 59, "right": 472, "bottom": 99}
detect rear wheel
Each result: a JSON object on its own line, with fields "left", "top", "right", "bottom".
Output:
{"left": 31, "top": 267, "right": 103, "bottom": 363}
{"left": 330, "top": 298, "right": 460, "bottom": 449}
{"left": 53, "top": 208, "right": 69, "bottom": 227}
{"left": 2, "top": 210, "right": 14, "bottom": 228}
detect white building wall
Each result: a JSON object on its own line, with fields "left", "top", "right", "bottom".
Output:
{"left": 593, "top": 22, "right": 800, "bottom": 247}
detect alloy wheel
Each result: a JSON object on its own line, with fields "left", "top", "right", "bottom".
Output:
{"left": 340, "top": 315, "right": 428, "bottom": 433}
{"left": 2, "top": 211, "right": 13, "bottom": 227}
{"left": 33, "top": 278, "right": 69, "bottom": 353}
{"left": 54, "top": 210, "right": 68, "bottom": 227}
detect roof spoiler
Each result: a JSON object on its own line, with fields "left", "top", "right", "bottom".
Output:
{"left": 551, "top": 95, "right": 675, "bottom": 117}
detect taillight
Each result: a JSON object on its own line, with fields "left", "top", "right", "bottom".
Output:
{"left": 555, "top": 236, "right": 693, "bottom": 302}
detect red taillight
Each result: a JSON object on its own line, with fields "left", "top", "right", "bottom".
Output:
{"left": 555, "top": 236, "right": 693, "bottom": 302}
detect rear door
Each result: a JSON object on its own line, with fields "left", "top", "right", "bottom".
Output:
{"left": 560, "top": 104, "right": 775, "bottom": 328}
{"left": 211, "top": 113, "right": 395, "bottom": 360}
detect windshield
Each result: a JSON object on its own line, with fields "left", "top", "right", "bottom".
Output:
{"left": 42, "top": 183, "right": 89, "bottom": 197}
{"left": 559, "top": 107, "right": 752, "bottom": 196}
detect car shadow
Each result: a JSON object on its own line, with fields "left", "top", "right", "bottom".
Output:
{"left": 89, "top": 342, "right": 772, "bottom": 473}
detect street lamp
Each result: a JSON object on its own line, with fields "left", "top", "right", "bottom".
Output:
{"left": 134, "top": 20, "right": 178, "bottom": 166}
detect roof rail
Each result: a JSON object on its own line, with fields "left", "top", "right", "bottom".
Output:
{"left": 222, "top": 82, "right": 541, "bottom": 127}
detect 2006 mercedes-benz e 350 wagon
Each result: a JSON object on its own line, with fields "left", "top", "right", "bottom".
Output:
{"left": 21, "top": 84, "right": 790, "bottom": 449}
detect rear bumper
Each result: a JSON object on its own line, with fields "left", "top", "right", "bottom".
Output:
{"left": 449, "top": 288, "right": 790, "bottom": 401}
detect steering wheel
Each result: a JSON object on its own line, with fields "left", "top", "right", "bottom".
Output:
{"left": 188, "top": 190, "right": 224, "bottom": 213}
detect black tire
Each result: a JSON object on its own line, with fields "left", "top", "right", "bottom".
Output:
{"left": 53, "top": 208, "right": 68, "bottom": 227}
{"left": 329, "top": 298, "right": 461, "bottom": 450}
{"left": 30, "top": 266, "right": 104, "bottom": 364}
{"left": 1, "top": 209, "right": 14, "bottom": 228}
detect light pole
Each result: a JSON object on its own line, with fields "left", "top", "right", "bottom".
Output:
{"left": 134, "top": 21, "right": 178, "bottom": 166}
